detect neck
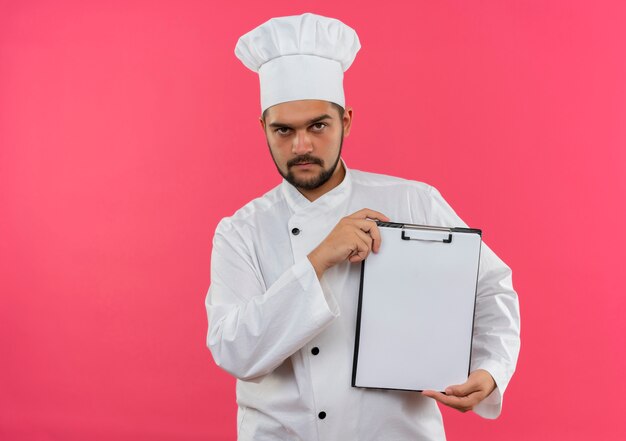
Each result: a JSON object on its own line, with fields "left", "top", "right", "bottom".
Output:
{"left": 299, "top": 161, "right": 346, "bottom": 202}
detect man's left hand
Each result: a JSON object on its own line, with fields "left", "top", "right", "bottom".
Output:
{"left": 421, "top": 369, "right": 496, "bottom": 413}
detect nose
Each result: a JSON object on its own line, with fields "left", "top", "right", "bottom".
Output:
{"left": 291, "top": 130, "right": 313, "bottom": 155}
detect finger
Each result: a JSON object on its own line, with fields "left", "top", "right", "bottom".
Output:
{"left": 422, "top": 390, "right": 478, "bottom": 412}
{"left": 349, "top": 253, "right": 367, "bottom": 263}
{"left": 422, "top": 391, "right": 464, "bottom": 409}
{"left": 445, "top": 370, "right": 494, "bottom": 397}
{"left": 352, "top": 219, "right": 382, "bottom": 253}
{"left": 354, "top": 229, "right": 374, "bottom": 257}
{"left": 444, "top": 379, "right": 481, "bottom": 397}
{"left": 348, "top": 235, "right": 371, "bottom": 263}
{"left": 347, "top": 208, "right": 390, "bottom": 222}
{"left": 346, "top": 219, "right": 381, "bottom": 253}
{"left": 349, "top": 251, "right": 368, "bottom": 263}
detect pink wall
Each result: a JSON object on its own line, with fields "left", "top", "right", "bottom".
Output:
{"left": 1, "top": 1, "right": 625, "bottom": 439}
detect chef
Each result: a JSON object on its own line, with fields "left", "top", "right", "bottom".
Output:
{"left": 205, "top": 12, "right": 520, "bottom": 441}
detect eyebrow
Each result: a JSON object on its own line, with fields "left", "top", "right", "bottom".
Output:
{"left": 268, "top": 114, "right": 333, "bottom": 129}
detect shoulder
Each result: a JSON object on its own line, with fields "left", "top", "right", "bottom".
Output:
{"left": 348, "top": 168, "right": 451, "bottom": 225}
{"left": 214, "top": 184, "right": 287, "bottom": 237}
{"left": 349, "top": 168, "right": 436, "bottom": 196}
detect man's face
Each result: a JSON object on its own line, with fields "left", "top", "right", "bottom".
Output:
{"left": 260, "top": 100, "right": 352, "bottom": 191}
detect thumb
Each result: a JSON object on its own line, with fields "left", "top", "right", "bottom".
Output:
{"left": 445, "top": 382, "right": 474, "bottom": 397}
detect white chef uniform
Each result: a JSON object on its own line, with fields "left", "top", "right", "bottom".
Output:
{"left": 206, "top": 162, "right": 521, "bottom": 440}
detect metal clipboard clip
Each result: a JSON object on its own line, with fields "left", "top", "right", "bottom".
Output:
{"left": 400, "top": 225, "right": 453, "bottom": 244}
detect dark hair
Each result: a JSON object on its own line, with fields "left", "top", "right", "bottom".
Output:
{"left": 262, "top": 101, "right": 345, "bottom": 121}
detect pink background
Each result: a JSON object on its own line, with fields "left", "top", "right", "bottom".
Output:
{"left": 1, "top": 1, "right": 625, "bottom": 440}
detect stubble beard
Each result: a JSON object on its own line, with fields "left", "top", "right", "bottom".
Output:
{"left": 268, "top": 131, "right": 344, "bottom": 191}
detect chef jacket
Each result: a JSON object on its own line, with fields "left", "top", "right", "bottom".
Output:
{"left": 206, "top": 162, "right": 520, "bottom": 441}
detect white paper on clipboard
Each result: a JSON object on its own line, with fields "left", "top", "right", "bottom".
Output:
{"left": 352, "top": 222, "right": 482, "bottom": 392}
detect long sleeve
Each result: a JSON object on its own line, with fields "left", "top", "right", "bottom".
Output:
{"left": 427, "top": 186, "right": 521, "bottom": 419}
{"left": 205, "top": 218, "right": 339, "bottom": 381}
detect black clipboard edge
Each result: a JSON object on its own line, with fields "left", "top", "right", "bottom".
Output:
{"left": 351, "top": 259, "right": 366, "bottom": 387}
{"left": 466, "top": 238, "right": 483, "bottom": 380}
{"left": 376, "top": 220, "right": 482, "bottom": 237}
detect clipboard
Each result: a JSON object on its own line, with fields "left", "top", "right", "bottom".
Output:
{"left": 351, "top": 221, "right": 482, "bottom": 392}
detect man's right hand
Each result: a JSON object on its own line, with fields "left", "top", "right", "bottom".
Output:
{"left": 307, "top": 209, "right": 390, "bottom": 279}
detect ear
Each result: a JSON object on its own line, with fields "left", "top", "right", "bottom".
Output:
{"left": 343, "top": 107, "right": 353, "bottom": 137}
{"left": 259, "top": 116, "right": 266, "bottom": 132}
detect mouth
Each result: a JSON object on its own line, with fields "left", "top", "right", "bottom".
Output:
{"left": 287, "top": 155, "right": 323, "bottom": 169}
{"left": 291, "top": 162, "right": 319, "bottom": 170}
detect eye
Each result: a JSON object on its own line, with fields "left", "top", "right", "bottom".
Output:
{"left": 310, "top": 122, "right": 327, "bottom": 132}
{"left": 274, "top": 127, "right": 292, "bottom": 136}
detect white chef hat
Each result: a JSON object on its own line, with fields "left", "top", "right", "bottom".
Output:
{"left": 235, "top": 13, "right": 361, "bottom": 112}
